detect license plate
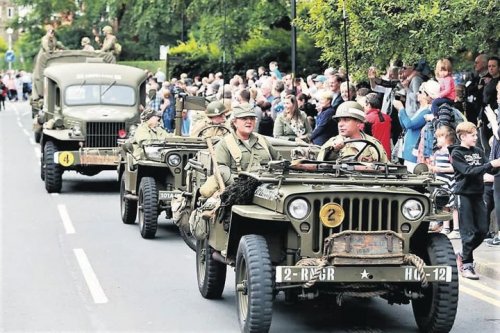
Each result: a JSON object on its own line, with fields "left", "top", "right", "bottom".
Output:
{"left": 275, "top": 265, "right": 452, "bottom": 283}
{"left": 80, "top": 154, "right": 119, "bottom": 165}
{"left": 158, "top": 191, "right": 175, "bottom": 200}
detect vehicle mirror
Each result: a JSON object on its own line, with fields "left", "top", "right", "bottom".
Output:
{"left": 122, "top": 142, "right": 134, "bottom": 154}
{"left": 413, "top": 163, "right": 429, "bottom": 175}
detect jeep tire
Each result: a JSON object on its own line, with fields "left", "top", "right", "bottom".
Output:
{"left": 412, "top": 233, "right": 458, "bottom": 333}
{"left": 138, "top": 177, "right": 158, "bottom": 239}
{"left": 196, "top": 238, "right": 226, "bottom": 299}
{"left": 180, "top": 226, "right": 196, "bottom": 252}
{"left": 120, "top": 176, "right": 137, "bottom": 224}
{"left": 235, "top": 235, "right": 273, "bottom": 333}
{"left": 44, "top": 141, "right": 62, "bottom": 193}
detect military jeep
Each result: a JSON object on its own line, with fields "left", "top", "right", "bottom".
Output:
{"left": 39, "top": 62, "right": 147, "bottom": 193}
{"left": 185, "top": 143, "right": 458, "bottom": 333}
{"left": 119, "top": 96, "right": 210, "bottom": 248}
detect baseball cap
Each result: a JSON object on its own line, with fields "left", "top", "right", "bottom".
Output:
{"left": 313, "top": 75, "right": 327, "bottom": 83}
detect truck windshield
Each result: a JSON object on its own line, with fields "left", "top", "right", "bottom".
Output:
{"left": 65, "top": 84, "right": 135, "bottom": 106}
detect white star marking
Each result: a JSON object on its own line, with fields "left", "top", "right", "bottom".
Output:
{"left": 360, "top": 269, "right": 370, "bottom": 279}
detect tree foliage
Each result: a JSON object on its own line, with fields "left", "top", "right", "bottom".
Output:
{"left": 296, "top": 0, "right": 499, "bottom": 77}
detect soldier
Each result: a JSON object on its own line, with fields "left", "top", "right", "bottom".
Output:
{"left": 41, "top": 28, "right": 65, "bottom": 53}
{"left": 81, "top": 37, "right": 95, "bottom": 51}
{"left": 200, "top": 104, "right": 281, "bottom": 197}
{"left": 318, "top": 101, "right": 388, "bottom": 163}
{"left": 132, "top": 108, "right": 169, "bottom": 160}
{"left": 96, "top": 25, "right": 120, "bottom": 55}
{"left": 190, "top": 100, "right": 230, "bottom": 138}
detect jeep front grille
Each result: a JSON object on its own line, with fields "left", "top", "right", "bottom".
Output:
{"left": 85, "top": 122, "right": 125, "bottom": 148}
{"left": 311, "top": 195, "right": 400, "bottom": 253}
{"left": 179, "top": 152, "right": 196, "bottom": 189}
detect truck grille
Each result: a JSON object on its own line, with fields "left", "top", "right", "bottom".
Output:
{"left": 311, "top": 195, "right": 401, "bottom": 252}
{"left": 85, "top": 122, "right": 125, "bottom": 148}
{"left": 180, "top": 152, "right": 196, "bottom": 188}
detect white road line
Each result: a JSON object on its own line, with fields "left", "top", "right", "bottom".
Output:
{"left": 57, "top": 204, "right": 75, "bottom": 234}
{"left": 34, "top": 147, "right": 41, "bottom": 159}
{"left": 73, "top": 249, "right": 109, "bottom": 304}
{"left": 460, "top": 285, "right": 500, "bottom": 308}
{"left": 51, "top": 193, "right": 59, "bottom": 196}
{"left": 17, "top": 120, "right": 22, "bottom": 127}
{"left": 23, "top": 128, "right": 29, "bottom": 136}
{"left": 29, "top": 137, "right": 36, "bottom": 145}
{"left": 460, "top": 277, "right": 500, "bottom": 298}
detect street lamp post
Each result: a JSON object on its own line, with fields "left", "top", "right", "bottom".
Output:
{"left": 6, "top": 27, "right": 13, "bottom": 70}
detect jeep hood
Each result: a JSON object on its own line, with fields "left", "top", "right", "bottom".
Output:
{"left": 62, "top": 105, "right": 138, "bottom": 122}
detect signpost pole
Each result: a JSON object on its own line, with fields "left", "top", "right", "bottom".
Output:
{"left": 6, "top": 27, "right": 13, "bottom": 70}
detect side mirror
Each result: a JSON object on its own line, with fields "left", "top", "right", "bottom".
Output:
{"left": 122, "top": 142, "right": 134, "bottom": 154}
{"left": 413, "top": 163, "right": 429, "bottom": 175}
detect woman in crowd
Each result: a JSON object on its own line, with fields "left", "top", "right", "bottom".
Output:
{"left": 273, "top": 94, "right": 311, "bottom": 142}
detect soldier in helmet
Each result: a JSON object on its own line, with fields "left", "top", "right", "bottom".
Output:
{"left": 41, "top": 28, "right": 65, "bottom": 53}
{"left": 190, "top": 100, "right": 230, "bottom": 138}
{"left": 132, "top": 108, "right": 169, "bottom": 160}
{"left": 81, "top": 37, "right": 95, "bottom": 51}
{"left": 96, "top": 25, "right": 119, "bottom": 55}
{"left": 318, "top": 101, "right": 388, "bottom": 162}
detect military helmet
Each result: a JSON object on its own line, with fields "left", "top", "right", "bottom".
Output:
{"left": 333, "top": 101, "right": 366, "bottom": 122}
{"left": 206, "top": 101, "right": 228, "bottom": 118}
{"left": 232, "top": 104, "right": 256, "bottom": 118}
{"left": 141, "top": 108, "right": 162, "bottom": 122}
{"left": 81, "top": 37, "right": 91, "bottom": 46}
{"left": 102, "top": 26, "right": 113, "bottom": 34}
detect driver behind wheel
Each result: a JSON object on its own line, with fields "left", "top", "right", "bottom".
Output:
{"left": 190, "top": 100, "right": 230, "bottom": 139}
{"left": 317, "top": 101, "right": 388, "bottom": 163}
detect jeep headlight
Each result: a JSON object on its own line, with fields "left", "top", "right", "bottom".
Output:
{"left": 288, "top": 198, "right": 309, "bottom": 220}
{"left": 144, "top": 146, "right": 162, "bottom": 160}
{"left": 167, "top": 154, "right": 181, "bottom": 167}
{"left": 72, "top": 123, "right": 82, "bottom": 136}
{"left": 402, "top": 199, "right": 424, "bottom": 220}
{"left": 431, "top": 188, "right": 450, "bottom": 211}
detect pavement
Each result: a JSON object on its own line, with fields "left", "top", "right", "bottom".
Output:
{"left": 450, "top": 237, "right": 500, "bottom": 280}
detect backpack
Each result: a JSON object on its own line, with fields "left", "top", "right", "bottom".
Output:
{"left": 113, "top": 42, "right": 122, "bottom": 56}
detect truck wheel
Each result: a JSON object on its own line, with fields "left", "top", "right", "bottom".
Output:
{"left": 412, "top": 233, "right": 458, "bottom": 333}
{"left": 196, "top": 238, "right": 226, "bottom": 299}
{"left": 138, "top": 177, "right": 158, "bottom": 239}
{"left": 40, "top": 155, "right": 45, "bottom": 181}
{"left": 235, "top": 235, "right": 273, "bottom": 333}
{"left": 120, "top": 176, "right": 137, "bottom": 224}
{"left": 179, "top": 226, "right": 196, "bottom": 252}
{"left": 44, "top": 141, "right": 62, "bottom": 193}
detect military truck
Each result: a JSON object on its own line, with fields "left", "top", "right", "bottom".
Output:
{"left": 39, "top": 62, "right": 147, "bottom": 193}
{"left": 183, "top": 141, "right": 458, "bottom": 333}
{"left": 32, "top": 50, "right": 116, "bottom": 142}
{"left": 119, "top": 95, "right": 212, "bottom": 248}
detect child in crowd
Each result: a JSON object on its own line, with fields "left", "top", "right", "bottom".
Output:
{"left": 431, "top": 58, "right": 456, "bottom": 120}
{"left": 450, "top": 122, "right": 500, "bottom": 279}
{"left": 429, "top": 126, "right": 460, "bottom": 238}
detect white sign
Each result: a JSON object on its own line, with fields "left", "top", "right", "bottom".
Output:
{"left": 159, "top": 45, "right": 169, "bottom": 60}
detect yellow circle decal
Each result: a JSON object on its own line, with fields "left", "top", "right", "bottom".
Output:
{"left": 59, "top": 152, "right": 75, "bottom": 167}
{"left": 319, "top": 203, "right": 345, "bottom": 228}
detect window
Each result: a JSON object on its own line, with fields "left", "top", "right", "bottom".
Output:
{"left": 7, "top": 7, "right": 14, "bottom": 18}
{"left": 65, "top": 84, "right": 136, "bottom": 106}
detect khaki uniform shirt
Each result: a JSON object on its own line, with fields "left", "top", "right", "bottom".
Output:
{"left": 190, "top": 118, "right": 228, "bottom": 139}
{"left": 214, "top": 131, "right": 281, "bottom": 173}
{"left": 132, "top": 122, "right": 170, "bottom": 159}
{"left": 101, "top": 34, "right": 117, "bottom": 53}
{"left": 41, "top": 36, "right": 57, "bottom": 52}
{"left": 318, "top": 132, "right": 389, "bottom": 163}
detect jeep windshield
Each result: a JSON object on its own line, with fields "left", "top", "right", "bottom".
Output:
{"left": 65, "top": 84, "right": 135, "bottom": 106}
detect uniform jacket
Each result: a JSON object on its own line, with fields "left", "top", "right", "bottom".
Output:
{"left": 449, "top": 144, "right": 495, "bottom": 195}
{"left": 132, "top": 122, "right": 169, "bottom": 159}
{"left": 318, "top": 132, "right": 389, "bottom": 163}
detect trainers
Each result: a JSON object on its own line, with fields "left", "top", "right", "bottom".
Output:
{"left": 486, "top": 236, "right": 500, "bottom": 247}
{"left": 441, "top": 227, "right": 451, "bottom": 235}
{"left": 461, "top": 264, "right": 479, "bottom": 280}
{"left": 447, "top": 230, "right": 461, "bottom": 239}
{"left": 455, "top": 252, "right": 463, "bottom": 272}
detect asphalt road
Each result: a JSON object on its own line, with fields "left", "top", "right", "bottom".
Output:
{"left": 1, "top": 101, "right": 499, "bottom": 332}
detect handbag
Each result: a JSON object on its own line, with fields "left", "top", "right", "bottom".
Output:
{"left": 392, "top": 133, "right": 405, "bottom": 161}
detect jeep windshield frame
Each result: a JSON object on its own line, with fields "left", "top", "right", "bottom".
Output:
{"left": 65, "top": 83, "right": 136, "bottom": 106}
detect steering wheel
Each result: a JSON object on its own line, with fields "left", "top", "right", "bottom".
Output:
{"left": 339, "top": 139, "right": 382, "bottom": 163}
{"left": 197, "top": 124, "right": 231, "bottom": 138}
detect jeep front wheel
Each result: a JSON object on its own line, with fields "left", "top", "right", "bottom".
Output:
{"left": 235, "top": 235, "right": 273, "bottom": 333}
{"left": 179, "top": 226, "right": 196, "bottom": 252}
{"left": 44, "top": 141, "right": 62, "bottom": 193}
{"left": 196, "top": 238, "right": 226, "bottom": 299}
{"left": 120, "top": 176, "right": 137, "bottom": 224}
{"left": 412, "top": 233, "right": 458, "bottom": 333}
{"left": 138, "top": 177, "right": 158, "bottom": 239}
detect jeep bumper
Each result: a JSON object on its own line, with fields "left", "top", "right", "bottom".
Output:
{"left": 275, "top": 265, "right": 452, "bottom": 283}
{"left": 54, "top": 148, "right": 120, "bottom": 166}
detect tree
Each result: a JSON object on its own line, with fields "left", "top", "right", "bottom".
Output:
{"left": 296, "top": 0, "right": 500, "bottom": 78}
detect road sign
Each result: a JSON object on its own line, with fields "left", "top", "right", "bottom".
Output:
{"left": 159, "top": 45, "right": 169, "bottom": 60}
{"left": 5, "top": 50, "right": 15, "bottom": 63}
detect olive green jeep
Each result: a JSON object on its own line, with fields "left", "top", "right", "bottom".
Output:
{"left": 184, "top": 140, "right": 458, "bottom": 333}
{"left": 39, "top": 62, "right": 147, "bottom": 193}
{"left": 119, "top": 95, "right": 212, "bottom": 248}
